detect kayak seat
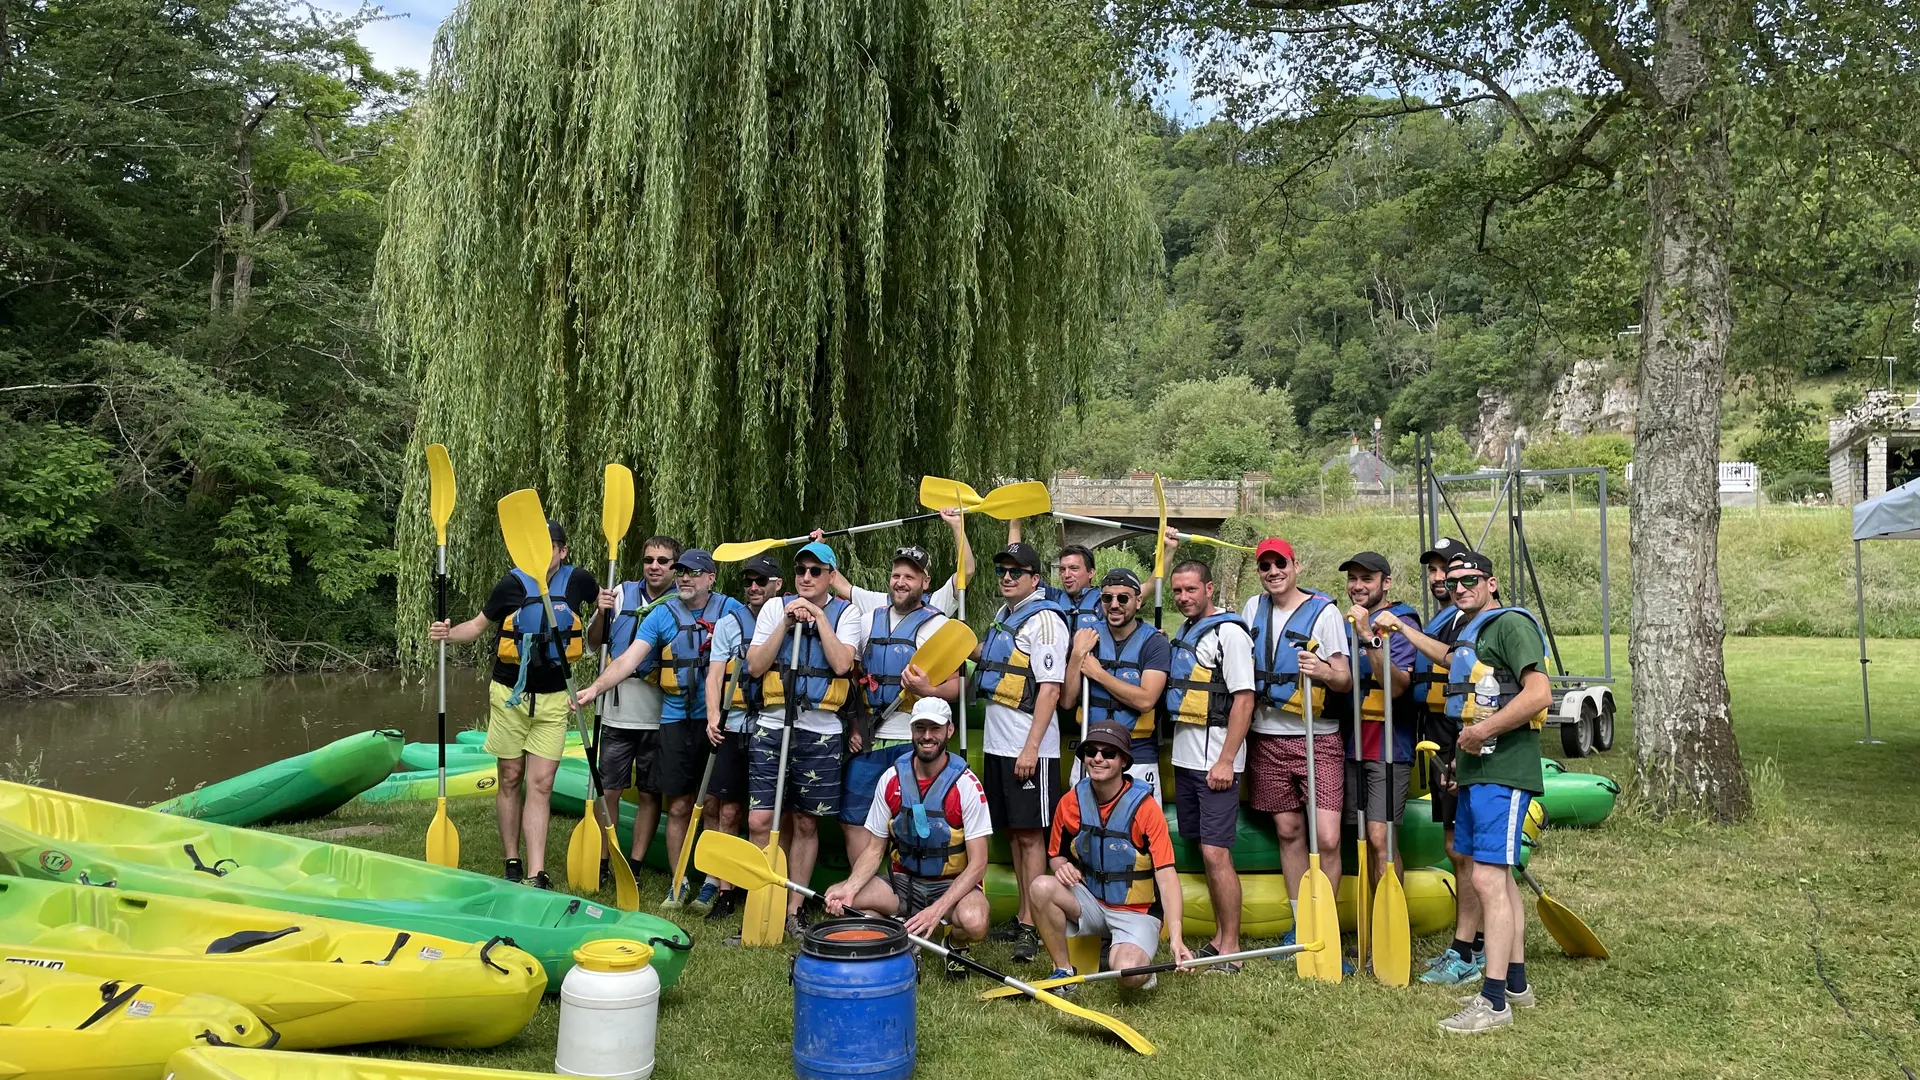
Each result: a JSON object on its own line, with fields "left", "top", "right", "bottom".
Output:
{"left": 29, "top": 923, "right": 129, "bottom": 953}
{"left": 217, "top": 866, "right": 289, "bottom": 890}
{"left": 205, "top": 926, "right": 303, "bottom": 954}
{"left": 280, "top": 875, "right": 358, "bottom": 898}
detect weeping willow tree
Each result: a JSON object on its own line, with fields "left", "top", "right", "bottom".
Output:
{"left": 379, "top": 0, "right": 1155, "bottom": 658}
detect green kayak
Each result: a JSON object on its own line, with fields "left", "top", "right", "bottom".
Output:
{"left": 358, "top": 765, "right": 504, "bottom": 804}
{"left": 398, "top": 743, "right": 497, "bottom": 774}
{"left": 1538, "top": 770, "right": 1620, "bottom": 827}
{"left": 150, "top": 730, "right": 404, "bottom": 827}
{"left": 0, "top": 781, "right": 692, "bottom": 987}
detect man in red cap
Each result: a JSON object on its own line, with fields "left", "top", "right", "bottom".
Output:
{"left": 1239, "top": 536, "right": 1350, "bottom": 952}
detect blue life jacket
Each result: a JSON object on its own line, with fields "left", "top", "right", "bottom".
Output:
{"left": 1045, "top": 585, "right": 1103, "bottom": 636}
{"left": 888, "top": 752, "right": 969, "bottom": 878}
{"left": 1069, "top": 777, "right": 1157, "bottom": 907}
{"left": 607, "top": 581, "right": 669, "bottom": 677}
{"left": 646, "top": 594, "right": 729, "bottom": 714}
{"left": 1445, "top": 608, "right": 1549, "bottom": 725}
{"left": 1087, "top": 623, "right": 1164, "bottom": 744}
{"left": 1412, "top": 604, "right": 1461, "bottom": 711}
{"left": 717, "top": 606, "right": 763, "bottom": 723}
{"left": 1165, "top": 611, "right": 1250, "bottom": 728}
{"left": 1346, "top": 601, "right": 1420, "bottom": 761}
{"left": 496, "top": 566, "right": 580, "bottom": 705}
{"left": 761, "top": 596, "right": 855, "bottom": 713}
{"left": 976, "top": 595, "right": 1067, "bottom": 713}
{"left": 1249, "top": 591, "right": 1334, "bottom": 716}
{"left": 863, "top": 604, "right": 942, "bottom": 712}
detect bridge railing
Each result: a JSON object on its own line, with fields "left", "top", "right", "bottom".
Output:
{"left": 1048, "top": 475, "right": 1252, "bottom": 516}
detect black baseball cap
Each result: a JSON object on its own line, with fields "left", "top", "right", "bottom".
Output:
{"left": 1079, "top": 720, "right": 1134, "bottom": 765}
{"left": 1100, "top": 568, "right": 1142, "bottom": 591}
{"left": 673, "top": 549, "right": 717, "bottom": 575}
{"left": 1338, "top": 551, "right": 1391, "bottom": 576}
{"left": 892, "top": 545, "right": 932, "bottom": 572}
{"left": 994, "top": 543, "right": 1042, "bottom": 573}
{"left": 1420, "top": 537, "right": 1464, "bottom": 565}
{"left": 547, "top": 520, "right": 568, "bottom": 547}
{"left": 1448, "top": 551, "right": 1495, "bottom": 575}
{"left": 742, "top": 553, "right": 782, "bottom": 579}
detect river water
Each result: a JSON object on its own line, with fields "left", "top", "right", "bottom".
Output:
{"left": 7, "top": 671, "right": 493, "bottom": 804}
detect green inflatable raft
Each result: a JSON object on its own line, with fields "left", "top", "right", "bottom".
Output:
{"left": 150, "top": 730, "right": 403, "bottom": 827}
{"left": 1536, "top": 760, "right": 1619, "bottom": 827}
{"left": 0, "top": 781, "right": 692, "bottom": 987}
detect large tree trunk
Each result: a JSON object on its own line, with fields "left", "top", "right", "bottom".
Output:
{"left": 1628, "top": 0, "right": 1749, "bottom": 821}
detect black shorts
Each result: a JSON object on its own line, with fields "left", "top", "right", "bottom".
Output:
{"left": 1344, "top": 760, "right": 1410, "bottom": 825}
{"left": 596, "top": 727, "right": 659, "bottom": 794}
{"left": 707, "top": 731, "right": 752, "bottom": 802}
{"left": 1174, "top": 766, "right": 1240, "bottom": 848}
{"left": 656, "top": 721, "right": 713, "bottom": 798}
{"left": 983, "top": 753, "right": 1060, "bottom": 833}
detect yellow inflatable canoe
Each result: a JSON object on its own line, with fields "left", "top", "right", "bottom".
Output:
{"left": 0, "top": 877, "right": 545, "bottom": 1050}
{"left": 165, "top": 1047, "right": 571, "bottom": 1080}
{"left": 0, "top": 964, "right": 273, "bottom": 1080}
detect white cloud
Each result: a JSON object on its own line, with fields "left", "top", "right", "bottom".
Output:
{"left": 321, "top": 0, "right": 457, "bottom": 75}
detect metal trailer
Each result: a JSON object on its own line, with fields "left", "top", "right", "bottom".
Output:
{"left": 1414, "top": 435, "right": 1619, "bottom": 758}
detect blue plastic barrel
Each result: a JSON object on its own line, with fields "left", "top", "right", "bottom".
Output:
{"left": 792, "top": 917, "right": 917, "bottom": 1080}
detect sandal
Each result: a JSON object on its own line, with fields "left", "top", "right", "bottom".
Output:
{"left": 1203, "top": 961, "right": 1245, "bottom": 976}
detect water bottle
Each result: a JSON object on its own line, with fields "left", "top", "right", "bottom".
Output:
{"left": 1473, "top": 672, "right": 1500, "bottom": 754}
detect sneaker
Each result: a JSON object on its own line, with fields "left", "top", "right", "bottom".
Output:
{"left": 721, "top": 932, "right": 742, "bottom": 948}
{"left": 785, "top": 914, "right": 807, "bottom": 940}
{"left": 1342, "top": 957, "right": 1356, "bottom": 977}
{"left": 944, "top": 947, "right": 973, "bottom": 980}
{"left": 688, "top": 881, "right": 720, "bottom": 916}
{"left": 1137, "top": 973, "right": 1159, "bottom": 991}
{"left": 989, "top": 918, "right": 1025, "bottom": 943}
{"left": 503, "top": 858, "right": 524, "bottom": 884}
{"left": 1419, "top": 949, "right": 1483, "bottom": 986}
{"left": 1461, "top": 986, "right": 1537, "bottom": 1009}
{"left": 1279, "top": 928, "right": 1296, "bottom": 950}
{"left": 1010, "top": 923, "right": 1040, "bottom": 964}
{"left": 662, "top": 881, "right": 692, "bottom": 909}
{"left": 598, "top": 860, "right": 611, "bottom": 890}
{"left": 1041, "top": 968, "right": 1078, "bottom": 999}
{"left": 704, "top": 889, "right": 742, "bottom": 921}
{"left": 528, "top": 870, "right": 553, "bottom": 890}
{"left": 1438, "top": 995, "right": 1513, "bottom": 1034}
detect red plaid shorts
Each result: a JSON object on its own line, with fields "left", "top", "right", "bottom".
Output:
{"left": 1247, "top": 732, "right": 1344, "bottom": 814}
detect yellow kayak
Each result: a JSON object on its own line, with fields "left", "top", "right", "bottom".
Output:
{"left": 0, "top": 964, "right": 273, "bottom": 1080}
{"left": 0, "top": 877, "right": 544, "bottom": 1050}
{"left": 166, "top": 1047, "right": 569, "bottom": 1080}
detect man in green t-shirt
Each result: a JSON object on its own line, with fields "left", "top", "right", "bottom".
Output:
{"left": 1433, "top": 551, "right": 1550, "bottom": 1035}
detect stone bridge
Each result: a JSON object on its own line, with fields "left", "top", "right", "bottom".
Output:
{"left": 1047, "top": 474, "right": 1263, "bottom": 550}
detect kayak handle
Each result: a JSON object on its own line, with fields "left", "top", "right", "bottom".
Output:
{"left": 479, "top": 935, "right": 518, "bottom": 974}
{"left": 78, "top": 980, "right": 145, "bottom": 1030}
{"left": 183, "top": 844, "right": 237, "bottom": 877}
{"left": 648, "top": 933, "right": 694, "bottom": 953}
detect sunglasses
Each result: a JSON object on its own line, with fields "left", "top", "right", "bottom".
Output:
{"left": 642, "top": 556, "right": 675, "bottom": 566}
{"left": 1445, "top": 575, "right": 1486, "bottom": 591}
{"left": 1100, "top": 593, "right": 1135, "bottom": 606}
{"left": 743, "top": 574, "right": 771, "bottom": 587}
{"left": 993, "top": 566, "right": 1032, "bottom": 579}
{"left": 674, "top": 567, "right": 706, "bottom": 578}
{"left": 1258, "top": 558, "right": 1291, "bottom": 572}
{"left": 1078, "top": 744, "right": 1123, "bottom": 762}
{"left": 795, "top": 564, "right": 831, "bottom": 578}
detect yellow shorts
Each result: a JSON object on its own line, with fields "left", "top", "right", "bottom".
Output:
{"left": 484, "top": 681, "right": 570, "bottom": 762}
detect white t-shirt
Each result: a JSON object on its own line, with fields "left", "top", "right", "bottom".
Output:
{"left": 598, "top": 582, "right": 669, "bottom": 731}
{"left": 1242, "top": 593, "right": 1349, "bottom": 737}
{"left": 861, "top": 760, "right": 993, "bottom": 842}
{"left": 864, "top": 604, "right": 953, "bottom": 742}
{"left": 1169, "top": 610, "right": 1256, "bottom": 772}
{"left": 707, "top": 605, "right": 759, "bottom": 734}
{"left": 848, "top": 578, "right": 959, "bottom": 619}
{"left": 751, "top": 596, "right": 868, "bottom": 736}
{"left": 980, "top": 591, "right": 1068, "bottom": 759}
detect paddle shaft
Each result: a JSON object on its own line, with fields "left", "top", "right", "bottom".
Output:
{"left": 1302, "top": 669, "right": 1322, "bottom": 857}
{"left": 669, "top": 664, "right": 734, "bottom": 899}
{"left": 767, "top": 627, "right": 803, "bottom": 853}
{"left": 1078, "top": 941, "right": 1314, "bottom": 983}
{"left": 956, "top": 580, "right": 967, "bottom": 753}
{"left": 1052, "top": 511, "right": 1249, "bottom": 551}
{"left": 1380, "top": 630, "right": 1397, "bottom": 866}
{"left": 1349, "top": 618, "right": 1369, "bottom": 961}
{"left": 435, "top": 545, "right": 448, "bottom": 791}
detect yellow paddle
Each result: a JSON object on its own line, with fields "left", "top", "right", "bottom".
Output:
{"left": 424, "top": 444, "right": 459, "bottom": 868}
{"left": 1520, "top": 867, "right": 1609, "bottom": 958}
{"left": 716, "top": 483, "right": 1049, "bottom": 563}
{"left": 578, "top": 464, "right": 634, "bottom": 889}
{"left": 741, "top": 628, "right": 803, "bottom": 946}
{"left": 496, "top": 489, "right": 639, "bottom": 912}
{"left": 882, "top": 620, "right": 978, "bottom": 719}
{"left": 1151, "top": 474, "right": 1167, "bottom": 629}
{"left": 697, "top": 830, "right": 1156, "bottom": 1055}
{"left": 1347, "top": 617, "right": 1371, "bottom": 971}
{"left": 1295, "top": 660, "right": 1341, "bottom": 983}
{"left": 918, "top": 476, "right": 982, "bottom": 512}
{"left": 666, "top": 663, "right": 736, "bottom": 908}
{"left": 978, "top": 940, "right": 1322, "bottom": 999}
{"left": 1371, "top": 627, "right": 1411, "bottom": 986}
{"left": 913, "top": 479, "right": 1051, "bottom": 519}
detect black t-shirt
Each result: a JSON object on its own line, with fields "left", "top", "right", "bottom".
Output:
{"left": 483, "top": 566, "right": 601, "bottom": 694}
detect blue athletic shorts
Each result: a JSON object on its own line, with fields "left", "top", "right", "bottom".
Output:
{"left": 841, "top": 741, "right": 911, "bottom": 825}
{"left": 1455, "top": 783, "right": 1532, "bottom": 867}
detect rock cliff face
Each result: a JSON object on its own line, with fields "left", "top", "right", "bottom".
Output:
{"left": 1474, "top": 388, "right": 1520, "bottom": 462}
{"left": 1542, "top": 354, "right": 1637, "bottom": 436}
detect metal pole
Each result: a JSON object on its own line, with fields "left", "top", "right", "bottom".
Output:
{"left": 1597, "top": 468, "right": 1612, "bottom": 681}
{"left": 1856, "top": 539, "right": 1880, "bottom": 744}
{"left": 1416, "top": 433, "right": 1431, "bottom": 622}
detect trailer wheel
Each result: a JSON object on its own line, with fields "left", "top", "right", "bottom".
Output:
{"left": 1594, "top": 695, "right": 1616, "bottom": 752}
{"left": 1560, "top": 698, "right": 1596, "bottom": 758}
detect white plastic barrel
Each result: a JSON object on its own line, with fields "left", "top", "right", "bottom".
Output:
{"left": 556, "top": 939, "right": 660, "bottom": 1080}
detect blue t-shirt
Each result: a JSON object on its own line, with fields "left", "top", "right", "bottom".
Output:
{"left": 639, "top": 596, "right": 748, "bottom": 723}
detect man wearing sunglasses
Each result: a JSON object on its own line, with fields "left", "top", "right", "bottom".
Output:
{"left": 583, "top": 534, "right": 683, "bottom": 879}
{"left": 843, "top": 544, "right": 962, "bottom": 870}
{"left": 1060, "top": 568, "right": 1170, "bottom": 797}
{"left": 692, "top": 552, "right": 783, "bottom": 918}
{"left": 1239, "top": 537, "right": 1351, "bottom": 952}
{"left": 827, "top": 507, "right": 975, "bottom": 618}
{"left": 575, "top": 548, "right": 744, "bottom": 903}
{"left": 973, "top": 541, "right": 1068, "bottom": 962}
{"left": 1381, "top": 552, "right": 1549, "bottom": 1031}
{"left": 1029, "top": 720, "right": 1190, "bottom": 994}
{"left": 745, "top": 541, "right": 867, "bottom": 938}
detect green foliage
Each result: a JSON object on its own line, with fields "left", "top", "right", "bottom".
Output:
{"left": 0, "top": 424, "right": 112, "bottom": 550}
{"left": 1735, "top": 396, "right": 1829, "bottom": 482}
{"left": 1523, "top": 434, "right": 1633, "bottom": 498}
{"left": 1391, "top": 426, "right": 1480, "bottom": 476}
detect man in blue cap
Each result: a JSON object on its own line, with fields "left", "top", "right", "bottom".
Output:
{"left": 745, "top": 541, "right": 867, "bottom": 937}
{"left": 575, "top": 547, "right": 744, "bottom": 900}
{"left": 431, "top": 519, "right": 599, "bottom": 889}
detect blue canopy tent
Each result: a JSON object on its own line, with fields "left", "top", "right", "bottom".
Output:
{"left": 1852, "top": 477, "right": 1920, "bottom": 742}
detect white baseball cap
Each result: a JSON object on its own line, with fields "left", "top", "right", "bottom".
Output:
{"left": 909, "top": 697, "right": 954, "bottom": 726}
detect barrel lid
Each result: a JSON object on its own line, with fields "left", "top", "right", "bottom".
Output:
{"left": 801, "top": 917, "right": 911, "bottom": 961}
{"left": 572, "top": 938, "right": 654, "bottom": 972}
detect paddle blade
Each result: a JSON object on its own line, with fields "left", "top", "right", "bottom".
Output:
{"left": 696, "top": 830, "right": 786, "bottom": 891}
{"left": 498, "top": 490, "right": 554, "bottom": 587}
{"left": 892, "top": 621, "right": 979, "bottom": 714}
{"left": 1184, "top": 534, "right": 1256, "bottom": 554}
{"left": 738, "top": 834, "right": 789, "bottom": 946}
{"left": 667, "top": 803, "right": 704, "bottom": 903}
{"left": 606, "top": 814, "right": 640, "bottom": 911}
{"left": 1371, "top": 869, "right": 1411, "bottom": 986}
{"left": 602, "top": 464, "right": 634, "bottom": 551}
{"left": 426, "top": 444, "right": 456, "bottom": 544}
{"left": 971, "top": 480, "right": 1051, "bottom": 520}
{"left": 1151, "top": 475, "right": 1168, "bottom": 581}
{"left": 1297, "top": 864, "right": 1342, "bottom": 983}
{"left": 1538, "top": 892, "right": 1609, "bottom": 959}
{"left": 919, "top": 476, "right": 982, "bottom": 512}
{"left": 713, "top": 537, "right": 789, "bottom": 563}
{"left": 425, "top": 797, "right": 459, "bottom": 868}
{"left": 567, "top": 811, "right": 603, "bottom": 890}
{"left": 1032, "top": 988, "right": 1156, "bottom": 1055}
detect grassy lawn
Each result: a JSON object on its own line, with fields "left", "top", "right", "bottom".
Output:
{"left": 275, "top": 635, "right": 1920, "bottom": 1078}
